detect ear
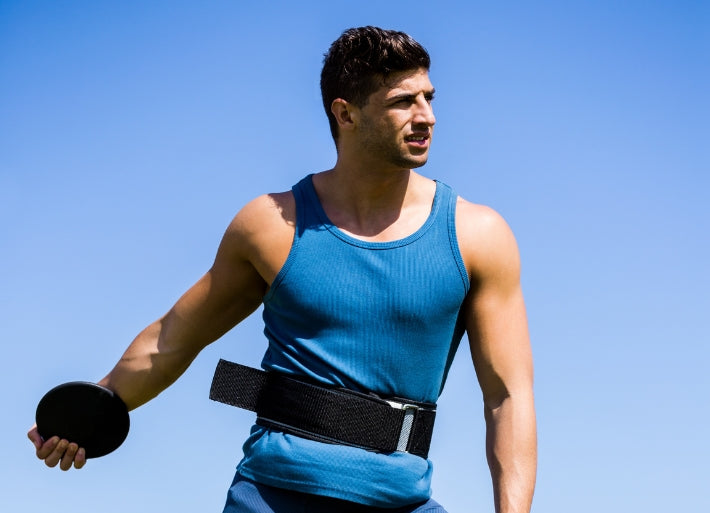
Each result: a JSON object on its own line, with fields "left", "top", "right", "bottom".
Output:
{"left": 330, "top": 98, "right": 358, "bottom": 133}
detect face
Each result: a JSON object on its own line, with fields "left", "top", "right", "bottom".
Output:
{"left": 354, "top": 68, "right": 436, "bottom": 170}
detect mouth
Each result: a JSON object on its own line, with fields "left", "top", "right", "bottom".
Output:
{"left": 404, "top": 133, "right": 430, "bottom": 146}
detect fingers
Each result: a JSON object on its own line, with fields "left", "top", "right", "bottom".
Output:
{"left": 59, "top": 443, "right": 81, "bottom": 471}
{"left": 30, "top": 433, "right": 87, "bottom": 470}
{"left": 34, "top": 435, "right": 58, "bottom": 460}
{"left": 72, "top": 447, "right": 86, "bottom": 470}
{"left": 42, "top": 437, "right": 67, "bottom": 468}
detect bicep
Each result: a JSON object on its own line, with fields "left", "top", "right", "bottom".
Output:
{"left": 166, "top": 258, "right": 265, "bottom": 351}
{"left": 160, "top": 218, "right": 268, "bottom": 355}
{"left": 157, "top": 191, "right": 292, "bottom": 357}
{"left": 465, "top": 284, "right": 532, "bottom": 409}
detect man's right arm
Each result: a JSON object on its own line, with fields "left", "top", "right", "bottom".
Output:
{"left": 28, "top": 192, "right": 295, "bottom": 470}
{"left": 95, "top": 216, "right": 269, "bottom": 412}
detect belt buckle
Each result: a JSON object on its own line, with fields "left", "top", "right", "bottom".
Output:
{"left": 386, "top": 400, "right": 419, "bottom": 452}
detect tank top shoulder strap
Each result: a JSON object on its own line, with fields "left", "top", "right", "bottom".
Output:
{"left": 432, "top": 179, "right": 454, "bottom": 227}
{"left": 431, "top": 179, "right": 458, "bottom": 242}
{"left": 291, "top": 174, "right": 323, "bottom": 238}
{"left": 435, "top": 180, "right": 469, "bottom": 292}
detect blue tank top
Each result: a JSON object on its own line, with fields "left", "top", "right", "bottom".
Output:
{"left": 236, "top": 175, "right": 470, "bottom": 507}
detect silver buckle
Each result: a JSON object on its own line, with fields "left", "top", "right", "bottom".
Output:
{"left": 386, "top": 400, "right": 419, "bottom": 452}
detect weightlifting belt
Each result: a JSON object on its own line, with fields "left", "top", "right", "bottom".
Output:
{"left": 209, "top": 359, "right": 436, "bottom": 458}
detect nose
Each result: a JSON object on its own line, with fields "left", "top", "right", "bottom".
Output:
{"left": 413, "top": 96, "right": 436, "bottom": 127}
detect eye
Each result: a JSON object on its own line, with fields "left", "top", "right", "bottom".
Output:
{"left": 395, "top": 97, "right": 415, "bottom": 106}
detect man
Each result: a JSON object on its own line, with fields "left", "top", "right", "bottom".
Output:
{"left": 29, "top": 26, "right": 536, "bottom": 512}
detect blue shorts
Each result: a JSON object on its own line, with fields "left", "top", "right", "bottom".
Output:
{"left": 222, "top": 473, "right": 448, "bottom": 513}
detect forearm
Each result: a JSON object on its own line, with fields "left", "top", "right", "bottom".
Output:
{"left": 485, "top": 391, "right": 537, "bottom": 513}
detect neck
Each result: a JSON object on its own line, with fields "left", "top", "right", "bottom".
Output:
{"left": 311, "top": 163, "right": 432, "bottom": 240}
{"left": 333, "top": 157, "right": 411, "bottom": 198}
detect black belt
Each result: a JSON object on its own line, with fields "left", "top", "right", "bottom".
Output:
{"left": 209, "top": 359, "right": 436, "bottom": 458}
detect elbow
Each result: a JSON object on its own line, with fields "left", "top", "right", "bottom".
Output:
{"left": 482, "top": 379, "right": 535, "bottom": 417}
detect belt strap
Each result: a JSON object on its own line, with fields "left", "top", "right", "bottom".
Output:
{"left": 209, "top": 359, "right": 435, "bottom": 458}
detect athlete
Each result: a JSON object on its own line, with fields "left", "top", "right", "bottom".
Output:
{"left": 28, "top": 26, "right": 536, "bottom": 512}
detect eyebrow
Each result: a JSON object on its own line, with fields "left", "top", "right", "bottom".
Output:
{"left": 386, "top": 88, "right": 436, "bottom": 103}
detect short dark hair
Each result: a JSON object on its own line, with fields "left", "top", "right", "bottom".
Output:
{"left": 320, "top": 26, "right": 431, "bottom": 143}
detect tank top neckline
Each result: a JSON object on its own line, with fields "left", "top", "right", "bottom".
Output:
{"left": 301, "top": 174, "right": 444, "bottom": 250}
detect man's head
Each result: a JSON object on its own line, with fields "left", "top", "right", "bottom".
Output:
{"left": 320, "top": 26, "right": 431, "bottom": 145}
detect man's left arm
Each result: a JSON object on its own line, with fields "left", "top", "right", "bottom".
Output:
{"left": 457, "top": 200, "right": 537, "bottom": 513}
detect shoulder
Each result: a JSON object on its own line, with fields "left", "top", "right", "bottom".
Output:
{"left": 229, "top": 191, "right": 295, "bottom": 236}
{"left": 455, "top": 197, "right": 521, "bottom": 288}
{"left": 219, "top": 191, "right": 296, "bottom": 266}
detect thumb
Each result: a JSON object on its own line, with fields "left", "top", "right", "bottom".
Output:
{"left": 27, "top": 425, "right": 43, "bottom": 450}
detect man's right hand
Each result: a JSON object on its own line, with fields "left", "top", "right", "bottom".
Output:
{"left": 28, "top": 424, "right": 86, "bottom": 471}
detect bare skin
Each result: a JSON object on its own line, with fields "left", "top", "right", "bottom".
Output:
{"left": 28, "top": 68, "right": 536, "bottom": 512}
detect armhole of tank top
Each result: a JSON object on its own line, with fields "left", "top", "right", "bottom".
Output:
{"left": 262, "top": 182, "right": 305, "bottom": 303}
{"left": 447, "top": 189, "right": 471, "bottom": 295}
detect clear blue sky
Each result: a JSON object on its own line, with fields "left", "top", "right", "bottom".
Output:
{"left": 2, "top": 1, "right": 708, "bottom": 512}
